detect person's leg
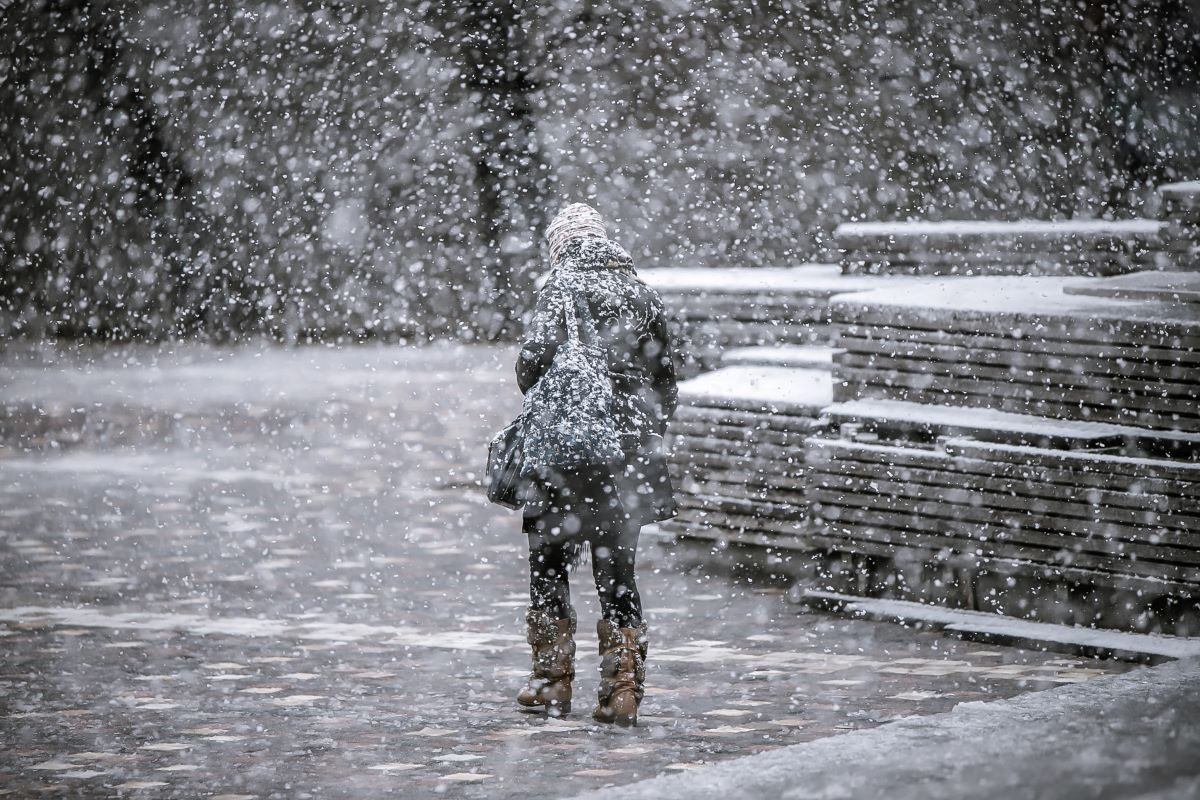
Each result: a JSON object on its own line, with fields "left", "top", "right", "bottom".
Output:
{"left": 590, "top": 513, "right": 642, "bottom": 627}
{"left": 518, "top": 512, "right": 577, "bottom": 714}
{"left": 525, "top": 514, "right": 573, "bottom": 619}
{"left": 586, "top": 478, "right": 648, "bottom": 727}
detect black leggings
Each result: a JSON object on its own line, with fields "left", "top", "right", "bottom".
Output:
{"left": 524, "top": 471, "right": 643, "bottom": 628}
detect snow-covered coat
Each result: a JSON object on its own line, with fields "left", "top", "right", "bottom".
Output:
{"left": 517, "top": 237, "right": 679, "bottom": 524}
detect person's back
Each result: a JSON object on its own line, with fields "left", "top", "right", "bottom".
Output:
{"left": 511, "top": 203, "right": 679, "bottom": 727}
{"left": 519, "top": 235, "right": 678, "bottom": 519}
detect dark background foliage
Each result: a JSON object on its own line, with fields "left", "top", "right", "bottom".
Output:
{"left": 2, "top": 0, "right": 1198, "bottom": 341}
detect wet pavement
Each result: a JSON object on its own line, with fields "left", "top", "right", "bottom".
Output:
{"left": 0, "top": 343, "right": 1133, "bottom": 799}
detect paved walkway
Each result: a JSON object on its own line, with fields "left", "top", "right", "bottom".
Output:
{"left": 0, "top": 343, "right": 1134, "bottom": 798}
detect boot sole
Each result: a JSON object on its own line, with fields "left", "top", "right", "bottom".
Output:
{"left": 593, "top": 715, "right": 637, "bottom": 727}
{"left": 591, "top": 707, "right": 637, "bottom": 727}
{"left": 517, "top": 701, "right": 571, "bottom": 715}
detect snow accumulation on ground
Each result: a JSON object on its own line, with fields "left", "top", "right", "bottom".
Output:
{"left": 0, "top": 342, "right": 509, "bottom": 412}
{"left": 677, "top": 366, "right": 833, "bottom": 410}
{"left": 640, "top": 264, "right": 930, "bottom": 294}
{"left": 834, "top": 219, "right": 1167, "bottom": 238}
{"left": 569, "top": 657, "right": 1200, "bottom": 800}
{"left": 0, "top": 606, "right": 521, "bottom": 651}
{"left": 830, "top": 275, "right": 1200, "bottom": 324}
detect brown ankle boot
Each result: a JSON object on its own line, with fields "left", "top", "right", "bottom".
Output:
{"left": 592, "top": 619, "right": 648, "bottom": 727}
{"left": 516, "top": 609, "right": 575, "bottom": 716}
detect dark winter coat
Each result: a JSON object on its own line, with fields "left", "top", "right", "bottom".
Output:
{"left": 517, "top": 237, "right": 679, "bottom": 524}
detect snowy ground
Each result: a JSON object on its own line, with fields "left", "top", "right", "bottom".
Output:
{"left": 574, "top": 657, "right": 1200, "bottom": 800}
{"left": 0, "top": 343, "right": 1134, "bottom": 798}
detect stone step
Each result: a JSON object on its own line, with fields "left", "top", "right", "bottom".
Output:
{"left": 641, "top": 265, "right": 930, "bottom": 376}
{"left": 834, "top": 219, "right": 1172, "bottom": 276}
{"left": 829, "top": 274, "right": 1200, "bottom": 433}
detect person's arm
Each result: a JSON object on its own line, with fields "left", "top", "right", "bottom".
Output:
{"left": 648, "top": 303, "right": 679, "bottom": 421}
{"left": 516, "top": 277, "right": 566, "bottom": 394}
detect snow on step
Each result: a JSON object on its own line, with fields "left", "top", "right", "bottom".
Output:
{"left": 940, "top": 437, "right": 1200, "bottom": 478}
{"left": 803, "top": 591, "right": 1200, "bottom": 661}
{"left": 830, "top": 275, "right": 1200, "bottom": 325}
{"left": 1157, "top": 181, "right": 1200, "bottom": 205}
{"left": 835, "top": 219, "right": 1166, "bottom": 239}
{"left": 1158, "top": 180, "right": 1200, "bottom": 193}
{"left": 1063, "top": 271, "right": 1200, "bottom": 303}
{"left": 823, "top": 399, "right": 1200, "bottom": 449}
{"left": 678, "top": 366, "right": 832, "bottom": 413}
{"left": 720, "top": 345, "right": 842, "bottom": 370}
{"left": 641, "top": 263, "right": 927, "bottom": 295}
{"left": 834, "top": 219, "right": 1170, "bottom": 277}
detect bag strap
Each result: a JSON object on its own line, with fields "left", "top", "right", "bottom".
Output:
{"left": 566, "top": 291, "right": 600, "bottom": 347}
{"left": 557, "top": 283, "right": 601, "bottom": 348}
{"left": 575, "top": 293, "right": 600, "bottom": 346}
{"left": 562, "top": 288, "right": 580, "bottom": 344}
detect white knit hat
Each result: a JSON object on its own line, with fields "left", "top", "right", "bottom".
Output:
{"left": 546, "top": 203, "right": 607, "bottom": 263}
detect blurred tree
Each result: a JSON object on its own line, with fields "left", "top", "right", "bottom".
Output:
{"left": 1, "top": 0, "right": 1197, "bottom": 341}
{"left": 0, "top": 0, "right": 203, "bottom": 338}
{"left": 448, "top": 0, "right": 548, "bottom": 339}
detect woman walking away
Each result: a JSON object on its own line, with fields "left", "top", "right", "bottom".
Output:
{"left": 514, "top": 203, "right": 678, "bottom": 727}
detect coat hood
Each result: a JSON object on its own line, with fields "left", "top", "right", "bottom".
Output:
{"left": 553, "top": 236, "right": 636, "bottom": 274}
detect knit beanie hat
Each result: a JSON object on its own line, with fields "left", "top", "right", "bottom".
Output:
{"left": 546, "top": 203, "right": 607, "bottom": 263}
